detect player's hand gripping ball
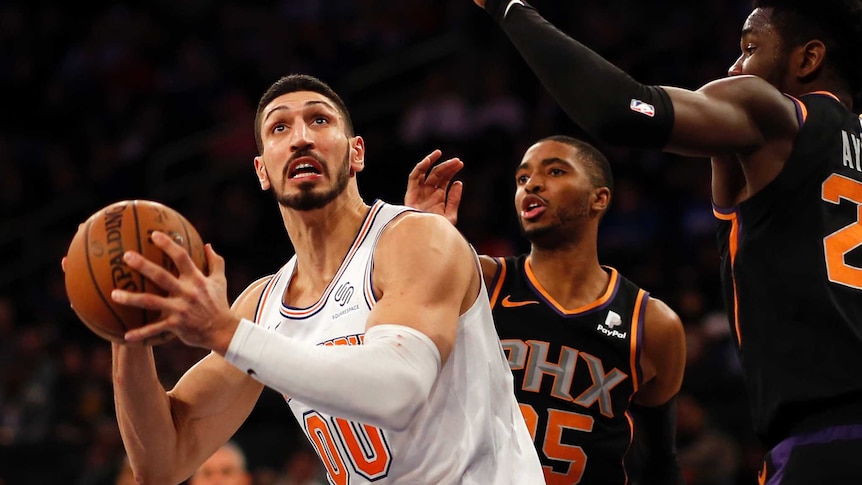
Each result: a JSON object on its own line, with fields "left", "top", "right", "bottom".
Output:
{"left": 64, "top": 200, "right": 208, "bottom": 344}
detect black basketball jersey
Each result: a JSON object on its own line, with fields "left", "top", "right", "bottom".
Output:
{"left": 714, "top": 93, "right": 862, "bottom": 446}
{"left": 489, "top": 254, "right": 647, "bottom": 485}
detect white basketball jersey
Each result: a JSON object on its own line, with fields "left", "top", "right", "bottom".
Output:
{"left": 253, "top": 200, "right": 543, "bottom": 485}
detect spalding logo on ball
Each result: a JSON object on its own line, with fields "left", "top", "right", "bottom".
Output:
{"left": 64, "top": 200, "right": 208, "bottom": 344}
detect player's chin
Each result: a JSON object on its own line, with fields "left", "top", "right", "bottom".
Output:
{"left": 520, "top": 215, "right": 546, "bottom": 228}
{"left": 522, "top": 218, "right": 560, "bottom": 237}
{"left": 278, "top": 188, "right": 338, "bottom": 211}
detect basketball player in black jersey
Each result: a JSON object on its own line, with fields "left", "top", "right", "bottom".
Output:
{"left": 469, "top": 0, "right": 862, "bottom": 482}
{"left": 406, "top": 136, "right": 687, "bottom": 484}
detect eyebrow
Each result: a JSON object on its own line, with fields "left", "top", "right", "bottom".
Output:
{"left": 516, "top": 157, "right": 572, "bottom": 171}
{"left": 263, "top": 100, "right": 337, "bottom": 123}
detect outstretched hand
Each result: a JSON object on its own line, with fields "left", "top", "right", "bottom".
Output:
{"left": 110, "top": 231, "right": 239, "bottom": 354}
{"left": 404, "top": 149, "right": 464, "bottom": 226}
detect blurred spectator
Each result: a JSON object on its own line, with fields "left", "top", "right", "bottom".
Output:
{"left": 188, "top": 441, "right": 252, "bottom": 485}
{"left": 272, "top": 444, "right": 326, "bottom": 485}
{"left": 677, "top": 393, "right": 741, "bottom": 485}
{"left": 0, "top": 1, "right": 764, "bottom": 483}
{"left": 400, "top": 70, "right": 471, "bottom": 146}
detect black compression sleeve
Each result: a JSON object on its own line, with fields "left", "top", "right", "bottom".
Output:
{"left": 629, "top": 399, "right": 685, "bottom": 485}
{"left": 484, "top": 0, "right": 674, "bottom": 149}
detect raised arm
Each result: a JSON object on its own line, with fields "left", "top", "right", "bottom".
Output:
{"left": 478, "top": 0, "right": 798, "bottom": 159}
{"left": 404, "top": 149, "right": 464, "bottom": 225}
{"left": 404, "top": 155, "right": 500, "bottom": 290}
{"left": 113, "top": 264, "right": 267, "bottom": 485}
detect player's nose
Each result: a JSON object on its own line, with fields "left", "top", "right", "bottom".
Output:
{"left": 525, "top": 175, "right": 543, "bottom": 193}
{"left": 728, "top": 56, "right": 744, "bottom": 77}
{"left": 289, "top": 122, "right": 314, "bottom": 151}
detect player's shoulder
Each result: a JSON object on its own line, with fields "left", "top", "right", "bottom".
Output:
{"left": 698, "top": 75, "right": 795, "bottom": 115}
{"left": 644, "top": 296, "right": 682, "bottom": 329}
{"left": 375, "top": 210, "right": 475, "bottom": 279}
{"left": 387, "top": 209, "right": 455, "bottom": 229}
{"left": 231, "top": 274, "right": 276, "bottom": 318}
{"left": 643, "top": 296, "right": 685, "bottom": 355}
{"left": 638, "top": 295, "right": 686, "bottom": 404}
{"left": 380, "top": 210, "right": 466, "bottom": 248}
{"left": 697, "top": 74, "right": 775, "bottom": 95}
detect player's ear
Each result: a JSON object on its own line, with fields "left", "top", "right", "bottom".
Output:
{"left": 592, "top": 187, "right": 611, "bottom": 214}
{"left": 796, "top": 39, "right": 826, "bottom": 81}
{"left": 349, "top": 135, "right": 365, "bottom": 176}
{"left": 254, "top": 156, "right": 271, "bottom": 190}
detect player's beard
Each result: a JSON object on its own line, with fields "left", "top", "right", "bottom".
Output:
{"left": 276, "top": 150, "right": 350, "bottom": 211}
{"left": 520, "top": 198, "right": 590, "bottom": 250}
{"left": 760, "top": 44, "right": 792, "bottom": 95}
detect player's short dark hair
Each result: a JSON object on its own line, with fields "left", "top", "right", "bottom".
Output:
{"left": 752, "top": 0, "right": 862, "bottom": 106}
{"left": 540, "top": 135, "right": 614, "bottom": 192}
{"left": 254, "top": 74, "right": 355, "bottom": 154}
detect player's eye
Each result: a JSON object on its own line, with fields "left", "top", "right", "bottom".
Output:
{"left": 312, "top": 116, "right": 329, "bottom": 125}
{"left": 272, "top": 123, "right": 287, "bottom": 133}
{"left": 516, "top": 174, "right": 529, "bottom": 185}
{"left": 549, "top": 168, "right": 565, "bottom": 176}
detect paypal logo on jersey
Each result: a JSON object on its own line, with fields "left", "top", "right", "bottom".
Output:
{"left": 597, "top": 311, "right": 627, "bottom": 339}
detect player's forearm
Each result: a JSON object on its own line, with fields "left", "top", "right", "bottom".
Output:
{"left": 631, "top": 399, "right": 685, "bottom": 485}
{"left": 112, "top": 343, "right": 187, "bottom": 485}
{"left": 485, "top": 0, "right": 673, "bottom": 148}
{"left": 225, "top": 321, "right": 441, "bottom": 431}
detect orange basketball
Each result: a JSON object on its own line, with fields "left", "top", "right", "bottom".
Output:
{"left": 64, "top": 200, "right": 208, "bottom": 344}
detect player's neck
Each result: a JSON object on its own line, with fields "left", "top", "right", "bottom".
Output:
{"left": 527, "top": 244, "right": 608, "bottom": 308}
{"left": 283, "top": 190, "right": 370, "bottom": 287}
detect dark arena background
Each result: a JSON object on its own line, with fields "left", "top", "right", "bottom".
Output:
{"left": 0, "top": 1, "right": 760, "bottom": 483}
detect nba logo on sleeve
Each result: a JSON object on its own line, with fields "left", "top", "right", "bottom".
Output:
{"left": 630, "top": 99, "right": 656, "bottom": 117}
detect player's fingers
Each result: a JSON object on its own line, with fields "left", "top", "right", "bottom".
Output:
{"left": 150, "top": 231, "right": 198, "bottom": 275}
{"left": 424, "top": 158, "right": 464, "bottom": 189}
{"left": 205, "top": 244, "right": 224, "bottom": 280}
{"left": 446, "top": 181, "right": 464, "bottom": 225}
{"left": 111, "top": 287, "right": 169, "bottom": 311}
{"left": 124, "top": 320, "right": 173, "bottom": 343}
{"left": 61, "top": 256, "right": 67, "bottom": 273}
{"left": 122, "top": 250, "right": 182, "bottom": 294}
{"left": 422, "top": 149, "right": 443, "bottom": 167}
{"left": 408, "top": 149, "right": 441, "bottom": 182}
{"left": 406, "top": 152, "right": 440, "bottom": 206}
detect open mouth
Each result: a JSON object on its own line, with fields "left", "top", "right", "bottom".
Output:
{"left": 521, "top": 195, "right": 547, "bottom": 220}
{"left": 288, "top": 157, "right": 324, "bottom": 179}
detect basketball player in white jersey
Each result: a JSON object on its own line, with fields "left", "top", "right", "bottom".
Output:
{"left": 106, "top": 74, "right": 544, "bottom": 485}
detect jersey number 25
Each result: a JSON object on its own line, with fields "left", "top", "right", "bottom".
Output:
{"left": 520, "top": 403, "right": 594, "bottom": 485}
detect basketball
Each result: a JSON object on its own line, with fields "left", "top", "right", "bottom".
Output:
{"left": 64, "top": 200, "right": 208, "bottom": 344}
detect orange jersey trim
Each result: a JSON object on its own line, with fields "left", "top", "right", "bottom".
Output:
{"left": 785, "top": 94, "right": 808, "bottom": 125}
{"left": 713, "top": 207, "right": 743, "bottom": 346}
{"left": 280, "top": 200, "right": 385, "bottom": 319}
{"left": 488, "top": 257, "right": 507, "bottom": 307}
{"left": 253, "top": 272, "right": 281, "bottom": 324}
{"left": 629, "top": 289, "right": 646, "bottom": 393}
{"left": 623, "top": 409, "right": 636, "bottom": 485}
{"left": 524, "top": 257, "right": 619, "bottom": 315}
{"left": 804, "top": 90, "right": 841, "bottom": 103}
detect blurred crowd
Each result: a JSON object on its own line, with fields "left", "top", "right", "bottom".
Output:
{"left": 0, "top": 0, "right": 764, "bottom": 483}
